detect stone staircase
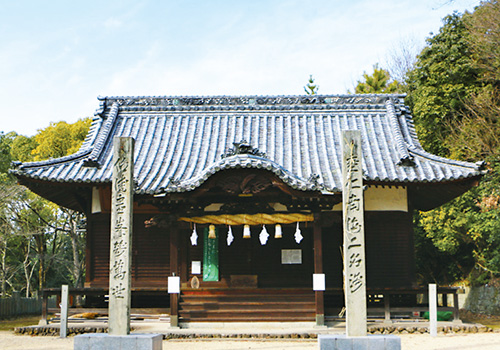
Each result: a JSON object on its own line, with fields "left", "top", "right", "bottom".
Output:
{"left": 179, "top": 289, "right": 315, "bottom": 322}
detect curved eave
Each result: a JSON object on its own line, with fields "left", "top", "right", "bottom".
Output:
{"left": 139, "top": 154, "right": 333, "bottom": 195}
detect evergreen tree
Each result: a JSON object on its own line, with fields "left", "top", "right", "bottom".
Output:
{"left": 355, "top": 64, "right": 401, "bottom": 94}
{"left": 407, "top": 3, "right": 500, "bottom": 285}
{"left": 304, "top": 75, "right": 319, "bottom": 95}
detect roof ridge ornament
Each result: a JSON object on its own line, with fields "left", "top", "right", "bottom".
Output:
{"left": 221, "top": 140, "right": 266, "bottom": 159}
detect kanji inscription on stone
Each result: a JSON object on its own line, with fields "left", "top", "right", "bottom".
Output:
{"left": 342, "top": 130, "right": 367, "bottom": 337}
{"left": 109, "top": 137, "right": 134, "bottom": 335}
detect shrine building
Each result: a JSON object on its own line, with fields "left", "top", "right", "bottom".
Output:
{"left": 13, "top": 94, "right": 484, "bottom": 325}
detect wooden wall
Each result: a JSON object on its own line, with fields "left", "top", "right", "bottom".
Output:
{"left": 86, "top": 211, "right": 414, "bottom": 290}
{"left": 86, "top": 213, "right": 170, "bottom": 288}
{"left": 186, "top": 224, "right": 314, "bottom": 288}
{"left": 322, "top": 211, "right": 415, "bottom": 289}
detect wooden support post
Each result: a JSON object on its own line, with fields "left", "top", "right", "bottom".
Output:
{"left": 180, "top": 225, "right": 188, "bottom": 283}
{"left": 442, "top": 292, "right": 448, "bottom": 307}
{"left": 313, "top": 214, "right": 325, "bottom": 326}
{"left": 39, "top": 290, "right": 48, "bottom": 326}
{"left": 170, "top": 222, "right": 179, "bottom": 327}
{"left": 384, "top": 293, "right": 392, "bottom": 324}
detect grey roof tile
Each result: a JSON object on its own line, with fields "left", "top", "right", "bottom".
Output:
{"left": 13, "top": 94, "right": 485, "bottom": 194}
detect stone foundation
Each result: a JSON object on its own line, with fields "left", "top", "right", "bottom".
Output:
{"left": 74, "top": 333, "right": 162, "bottom": 350}
{"left": 319, "top": 334, "right": 400, "bottom": 350}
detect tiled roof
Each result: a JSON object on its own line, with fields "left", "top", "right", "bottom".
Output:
{"left": 13, "top": 94, "right": 485, "bottom": 195}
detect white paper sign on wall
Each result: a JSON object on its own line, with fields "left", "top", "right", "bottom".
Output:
{"left": 313, "top": 273, "right": 326, "bottom": 291}
{"left": 168, "top": 276, "right": 180, "bottom": 294}
{"left": 191, "top": 261, "right": 201, "bottom": 275}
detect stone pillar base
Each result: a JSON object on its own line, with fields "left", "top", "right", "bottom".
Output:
{"left": 318, "top": 334, "right": 401, "bottom": 350}
{"left": 74, "top": 333, "right": 162, "bottom": 350}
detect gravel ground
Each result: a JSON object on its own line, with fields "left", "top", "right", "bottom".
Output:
{"left": 2, "top": 331, "right": 500, "bottom": 350}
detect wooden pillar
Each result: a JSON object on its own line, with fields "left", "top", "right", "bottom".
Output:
{"left": 313, "top": 214, "right": 325, "bottom": 326}
{"left": 384, "top": 293, "right": 392, "bottom": 324}
{"left": 442, "top": 292, "right": 448, "bottom": 307}
{"left": 170, "top": 222, "right": 179, "bottom": 327}
{"left": 85, "top": 216, "right": 93, "bottom": 284}
{"left": 180, "top": 225, "right": 188, "bottom": 283}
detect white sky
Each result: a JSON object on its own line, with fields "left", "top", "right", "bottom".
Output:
{"left": 0, "top": 0, "right": 481, "bottom": 136}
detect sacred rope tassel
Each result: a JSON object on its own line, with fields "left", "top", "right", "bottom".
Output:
{"left": 190, "top": 223, "right": 198, "bottom": 246}
{"left": 259, "top": 225, "right": 269, "bottom": 245}
{"left": 227, "top": 225, "right": 234, "bottom": 246}
{"left": 294, "top": 222, "right": 303, "bottom": 244}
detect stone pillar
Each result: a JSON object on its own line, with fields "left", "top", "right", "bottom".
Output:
{"left": 429, "top": 284, "right": 437, "bottom": 337}
{"left": 60, "top": 285, "right": 69, "bottom": 338}
{"left": 342, "top": 130, "right": 367, "bottom": 337}
{"left": 39, "top": 290, "right": 48, "bottom": 326}
{"left": 108, "top": 137, "right": 134, "bottom": 336}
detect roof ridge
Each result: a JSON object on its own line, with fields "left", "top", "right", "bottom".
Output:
{"left": 385, "top": 99, "right": 415, "bottom": 166}
{"left": 83, "top": 102, "right": 120, "bottom": 167}
{"left": 408, "top": 146, "right": 484, "bottom": 171}
{"left": 96, "top": 94, "right": 406, "bottom": 110}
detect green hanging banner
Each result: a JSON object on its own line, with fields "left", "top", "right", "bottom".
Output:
{"left": 203, "top": 227, "right": 219, "bottom": 281}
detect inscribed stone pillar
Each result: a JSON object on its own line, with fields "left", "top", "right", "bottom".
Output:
{"left": 108, "top": 137, "right": 134, "bottom": 335}
{"left": 342, "top": 130, "right": 367, "bottom": 337}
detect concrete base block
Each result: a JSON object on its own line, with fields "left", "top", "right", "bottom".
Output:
{"left": 318, "top": 334, "right": 401, "bottom": 350}
{"left": 74, "top": 333, "right": 162, "bottom": 350}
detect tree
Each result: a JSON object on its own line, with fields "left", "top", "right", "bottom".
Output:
{"left": 406, "top": 13, "right": 482, "bottom": 157}
{"left": 407, "top": 3, "right": 500, "bottom": 285}
{"left": 385, "top": 35, "right": 422, "bottom": 89}
{"left": 354, "top": 64, "right": 401, "bottom": 94}
{"left": 467, "top": 0, "right": 500, "bottom": 85}
{"left": 31, "top": 118, "right": 91, "bottom": 161}
{"left": 304, "top": 75, "right": 319, "bottom": 95}
{"left": 0, "top": 132, "right": 17, "bottom": 183}
{"left": 10, "top": 135, "right": 37, "bottom": 163}
{"left": 0, "top": 117, "right": 91, "bottom": 297}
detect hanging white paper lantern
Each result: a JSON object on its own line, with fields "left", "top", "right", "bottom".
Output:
{"left": 294, "top": 222, "right": 303, "bottom": 244}
{"left": 227, "top": 226, "right": 234, "bottom": 246}
{"left": 259, "top": 225, "right": 269, "bottom": 245}
{"left": 190, "top": 224, "right": 198, "bottom": 246}
{"left": 274, "top": 224, "right": 282, "bottom": 239}
{"left": 243, "top": 224, "right": 251, "bottom": 239}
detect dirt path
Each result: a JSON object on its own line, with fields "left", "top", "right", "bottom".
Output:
{"left": 2, "top": 331, "right": 500, "bottom": 350}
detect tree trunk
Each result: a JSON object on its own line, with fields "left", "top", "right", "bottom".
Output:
{"left": 1, "top": 239, "right": 7, "bottom": 296}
